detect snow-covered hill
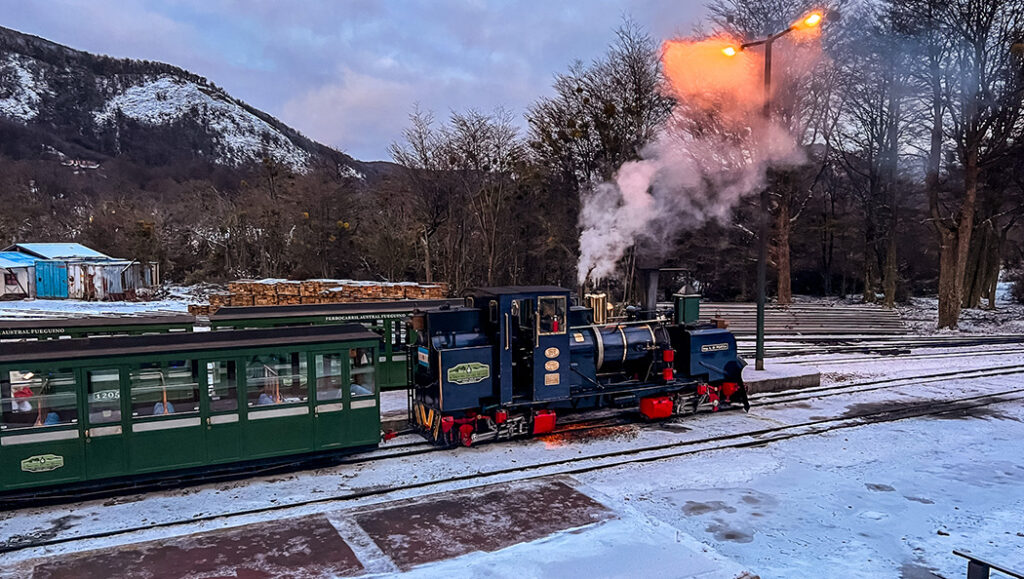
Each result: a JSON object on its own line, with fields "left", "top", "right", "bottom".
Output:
{"left": 0, "top": 26, "right": 355, "bottom": 173}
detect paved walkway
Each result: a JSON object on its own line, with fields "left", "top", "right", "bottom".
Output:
{"left": 17, "top": 478, "right": 750, "bottom": 578}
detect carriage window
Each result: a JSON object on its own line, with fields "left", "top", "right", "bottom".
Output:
{"left": 207, "top": 361, "right": 238, "bottom": 413}
{"left": 315, "top": 353, "right": 345, "bottom": 401}
{"left": 130, "top": 361, "right": 200, "bottom": 417}
{"left": 88, "top": 368, "right": 122, "bottom": 424}
{"left": 367, "top": 319, "right": 388, "bottom": 362}
{"left": 350, "top": 348, "right": 375, "bottom": 398}
{"left": 538, "top": 296, "right": 567, "bottom": 335}
{"left": 1, "top": 368, "right": 78, "bottom": 430}
{"left": 246, "top": 353, "right": 308, "bottom": 407}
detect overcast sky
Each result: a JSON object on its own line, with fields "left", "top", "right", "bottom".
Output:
{"left": 1, "top": 1, "right": 707, "bottom": 161}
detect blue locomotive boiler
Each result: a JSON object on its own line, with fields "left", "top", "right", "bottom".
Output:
{"left": 410, "top": 286, "right": 747, "bottom": 446}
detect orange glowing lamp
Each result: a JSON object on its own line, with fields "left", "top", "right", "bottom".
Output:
{"left": 798, "top": 11, "right": 823, "bottom": 28}
{"left": 722, "top": 46, "right": 738, "bottom": 57}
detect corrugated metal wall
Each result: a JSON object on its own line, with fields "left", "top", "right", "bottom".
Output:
{"left": 66, "top": 260, "right": 159, "bottom": 300}
{"left": 30, "top": 259, "right": 158, "bottom": 300}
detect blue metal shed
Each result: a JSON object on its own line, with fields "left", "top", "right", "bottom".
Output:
{"left": 35, "top": 260, "right": 70, "bottom": 299}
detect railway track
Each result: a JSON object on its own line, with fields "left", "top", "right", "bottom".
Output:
{"left": 5, "top": 366, "right": 1024, "bottom": 558}
{"left": 0, "top": 412, "right": 630, "bottom": 508}
{"left": 786, "top": 346, "right": 1024, "bottom": 366}
{"left": 739, "top": 334, "right": 1024, "bottom": 358}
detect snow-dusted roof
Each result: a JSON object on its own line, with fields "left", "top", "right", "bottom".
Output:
{"left": 0, "top": 251, "right": 36, "bottom": 269}
{"left": 3, "top": 243, "right": 111, "bottom": 260}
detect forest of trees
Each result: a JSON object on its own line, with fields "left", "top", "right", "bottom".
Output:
{"left": 0, "top": 0, "right": 1021, "bottom": 330}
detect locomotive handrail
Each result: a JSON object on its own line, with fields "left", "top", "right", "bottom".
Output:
{"left": 572, "top": 317, "right": 671, "bottom": 331}
{"left": 953, "top": 550, "right": 1024, "bottom": 579}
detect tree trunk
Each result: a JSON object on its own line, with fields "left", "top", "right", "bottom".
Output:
{"left": 863, "top": 212, "right": 877, "bottom": 304}
{"left": 937, "top": 228, "right": 960, "bottom": 328}
{"left": 882, "top": 227, "right": 897, "bottom": 308}
{"left": 950, "top": 149, "right": 979, "bottom": 323}
{"left": 776, "top": 180, "right": 792, "bottom": 306}
{"left": 421, "top": 230, "right": 433, "bottom": 283}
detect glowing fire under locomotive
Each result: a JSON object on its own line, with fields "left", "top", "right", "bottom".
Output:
{"left": 410, "top": 284, "right": 748, "bottom": 447}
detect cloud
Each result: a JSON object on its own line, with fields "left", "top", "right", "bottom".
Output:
{"left": 281, "top": 68, "right": 417, "bottom": 159}
{"left": 1, "top": 0, "right": 708, "bottom": 160}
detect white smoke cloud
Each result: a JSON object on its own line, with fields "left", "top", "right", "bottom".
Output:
{"left": 577, "top": 35, "right": 818, "bottom": 285}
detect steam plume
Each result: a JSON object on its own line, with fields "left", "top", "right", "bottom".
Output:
{"left": 577, "top": 35, "right": 818, "bottom": 285}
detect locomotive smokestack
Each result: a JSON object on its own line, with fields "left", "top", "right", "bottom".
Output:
{"left": 639, "top": 268, "right": 660, "bottom": 317}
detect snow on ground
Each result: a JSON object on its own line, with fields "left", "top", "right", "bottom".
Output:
{"left": 0, "top": 53, "right": 45, "bottom": 121}
{"left": 0, "top": 298, "right": 189, "bottom": 318}
{"left": 899, "top": 296, "right": 1024, "bottom": 335}
{"left": 780, "top": 292, "right": 1024, "bottom": 335}
{"left": 93, "top": 75, "right": 311, "bottom": 171}
{"left": 578, "top": 400, "right": 1024, "bottom": 578}
{"left": 3, "top": 347, "right": 1024, "bottom": 578}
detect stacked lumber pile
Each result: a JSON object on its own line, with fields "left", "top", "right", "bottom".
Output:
{"left": 198, "top": 279, "right": 449, "bottom": 314}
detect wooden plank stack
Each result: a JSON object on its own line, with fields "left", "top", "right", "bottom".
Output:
{"left": 201, "top": 278, "right": 450, "bottom": 313}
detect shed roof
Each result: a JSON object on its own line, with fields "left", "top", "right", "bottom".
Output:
{"left": 3, "top": 243, "right": 111, "bottom": 260}
{"left": 0, "top": 251, "right": 37, "bottom": 269}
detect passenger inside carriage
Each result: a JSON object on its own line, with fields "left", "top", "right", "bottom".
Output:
{"left": 153, "top": 401, "right": 176, "bottom": 414}
{"left": 256, "top": 385, "right": 278, "bottom": 405}
{"left": 349, "top": 375, "right": 372, "bottom": 397}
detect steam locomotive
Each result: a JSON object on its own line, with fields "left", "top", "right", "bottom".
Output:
{"left": 410, "top": 285, "right": 748, "bottom": 446}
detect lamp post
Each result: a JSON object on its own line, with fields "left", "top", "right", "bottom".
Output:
{"left": 723, "top": 11, "right": 823, "bottom": 371}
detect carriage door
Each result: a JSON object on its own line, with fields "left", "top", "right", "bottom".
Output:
{"left": 533, "top": 296, "right": 570, "bottom": 401}
{"left": 202, "top": 359, "right": 241, "bottom": 464}
{"left": 313, "top": 351, "right": 347, "bottom": 450}
{"left": 83, "top": 366, "right": 128, "bottom": 479}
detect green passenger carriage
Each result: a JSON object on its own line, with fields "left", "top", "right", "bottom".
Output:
{"left": 0, "top": 314, "right": 196, "bottom": 341}
{"left": 0, "top": 324, "right": 382, "bottom": 493}
{"left": 208, "top": 300, "right": 457, "bottom": 391}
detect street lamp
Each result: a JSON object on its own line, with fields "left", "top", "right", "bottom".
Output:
{"left": 723, "top": 11, "right": 823, "bottom": 371}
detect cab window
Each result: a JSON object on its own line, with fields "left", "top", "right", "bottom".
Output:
{"left": 538, "top": 296, "right": 567, "bottom": 335}
{"left": 1, "top": 368, "right": 78, "bottom": 430}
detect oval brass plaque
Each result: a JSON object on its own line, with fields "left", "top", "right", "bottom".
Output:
{"left": 544, "top": 347, "right": 560, "bottom": 359}
{"left": 544, "top": 360, "right": 560, "bottom": 371}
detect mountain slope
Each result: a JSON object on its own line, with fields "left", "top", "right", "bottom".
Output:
{"left": 0, "top": 25, "right": 361, "bottom": 173}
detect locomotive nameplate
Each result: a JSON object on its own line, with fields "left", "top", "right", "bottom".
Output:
{"left": 544, "top": 373, "right": 560, "bottom": 385}
{"left": 573, "top": 332, "right": 584, "bottom": 343}
{"left": 544, "top": 360, "right": 560, "bottom": 371}
{"left": 701, "top": 343, "right": 730, "bottom": 353}
{"left": 21, "top": 454, "right": 64, "bottom": 473}
{"left": 447, "top": 362, "right": 490, "bottom": 385}
{"left": 544, "top": 347, "right": 560, "bottom": 359}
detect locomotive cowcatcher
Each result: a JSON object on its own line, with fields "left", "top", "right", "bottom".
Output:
{"left": 410, "top": 286, "right": 748, "bottom": 447}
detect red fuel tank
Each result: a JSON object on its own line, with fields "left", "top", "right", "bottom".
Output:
{"left": 640, "top": 396, "right": 673, "bottom": 420}
{"left": 532, "top": 410, "right": 557, "bottom": 434}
